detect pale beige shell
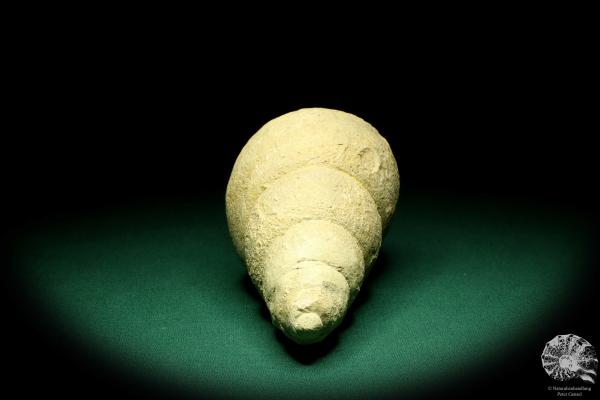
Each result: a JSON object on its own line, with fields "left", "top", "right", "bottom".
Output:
{"left": 226, "top": 108, "right": 399, "bottom": 344}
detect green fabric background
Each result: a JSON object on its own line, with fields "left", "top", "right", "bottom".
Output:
{"left": 15, "top": 193, "right": 592, "bottom": 399}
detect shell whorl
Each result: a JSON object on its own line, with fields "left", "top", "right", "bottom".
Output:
{"left": 225, "top": 108, "right": 399, "bottom": 343}
{"left": 226, "top": 108, "right": 400, "bottom": 259}
{"left": 244, "top": 164, "right": 382, "bottom": 291}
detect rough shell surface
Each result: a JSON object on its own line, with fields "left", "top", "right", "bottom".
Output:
{"left": 225, "top": 108, "right": 400, "bottom": 344}
{"left": 226, "top": 107, "right": 399, "bottom": 258}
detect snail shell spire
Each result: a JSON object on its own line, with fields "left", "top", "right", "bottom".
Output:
{"left": 226, "top": 108, "right": 400, "bottom": 344}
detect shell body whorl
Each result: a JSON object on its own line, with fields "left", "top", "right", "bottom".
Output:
{"left": 226, "top": 108, "right": 399, "bottom": 344}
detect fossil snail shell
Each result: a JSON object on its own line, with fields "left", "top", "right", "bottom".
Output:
{"left": 226, "top": 108, "right": 400, "bottom": 344}
{"left": 541, "top": 334, "right": 598, "bottom": 383}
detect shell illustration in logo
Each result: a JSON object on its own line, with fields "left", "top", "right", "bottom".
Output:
{"left": 541, "top": 334, "right": 598, "bottom": 383}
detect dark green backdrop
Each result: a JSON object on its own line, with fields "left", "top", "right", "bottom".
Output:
{"left": 5, "top": 17, "right": 598, "bottom": 399}
{"left": 12, "top": 192, "right": 593, "bottom": 399}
